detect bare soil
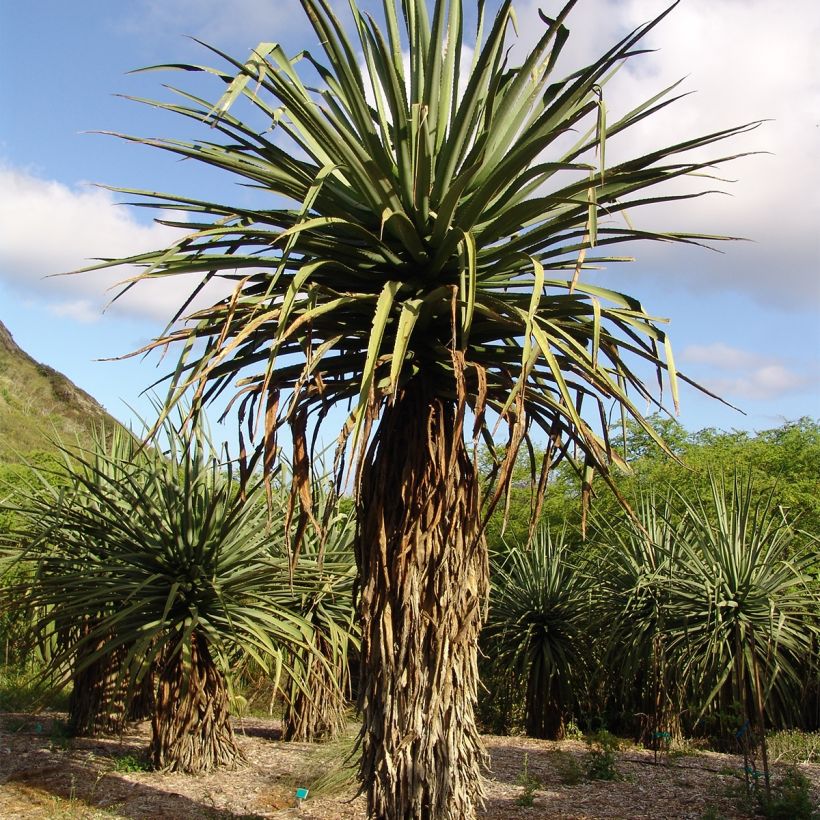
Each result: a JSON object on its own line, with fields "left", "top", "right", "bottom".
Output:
{"left": 1, "top": 711, "right": 817, "bottom": 819}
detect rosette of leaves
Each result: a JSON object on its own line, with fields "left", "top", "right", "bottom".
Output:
{"left": 484, "top": 527, "right": 591, "bottom": 739}
{"left": 668, "top": 473, "right": 820, "bottom": 731}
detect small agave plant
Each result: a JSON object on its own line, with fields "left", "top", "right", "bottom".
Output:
{"left": 484, "top": 527, "right": 590, "bottom": 739}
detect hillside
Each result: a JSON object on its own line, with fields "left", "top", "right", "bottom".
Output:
{"left": 0, "top": 320, "right": 119, "bottom": 461}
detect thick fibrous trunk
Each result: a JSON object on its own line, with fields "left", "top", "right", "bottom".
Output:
{"left": 355, "top": 379, "right": 489, "bottom": 820}
{"left": 68, "top": 638, "right": 128, "bottom": 737}
{"left": 284, "top": 631, "right": 348, "bottom": 742}
{"left": 149, "top": 632, "right": 243, "bottom": 773}
{"left": 69, "top": 631, "right": 156, "bottom": 736}
{"left": 127, "top": 663, "right": 156, "bottom": 723}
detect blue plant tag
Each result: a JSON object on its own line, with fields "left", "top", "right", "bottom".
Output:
{"left": 295, "top": 787, "right": 309, "bottom": 800}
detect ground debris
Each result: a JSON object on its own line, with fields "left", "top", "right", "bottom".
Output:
{"left": 1, "top": 712, "right": 817, "bottom": 819}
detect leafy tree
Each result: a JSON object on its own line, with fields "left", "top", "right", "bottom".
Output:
{"left": 597, "top": 416, "right": 820, "bottom": 549}
{"left": 82, "top": 1, "right": 756, "bottom": 814}
{"left": 690, "top": 419, "right": 820, "bottom": 538}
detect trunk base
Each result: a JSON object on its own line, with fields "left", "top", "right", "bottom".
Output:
{"left": 150, "top": 633, "right": 243, "bottom": 774}
{"left": 68, "top": 633, "right": 127, "bottom": 737}
{"left": 284, "top": 634, "right": 349, "bottom": 742}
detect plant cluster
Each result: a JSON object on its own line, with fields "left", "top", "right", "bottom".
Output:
{"left": 480, "top": 468, "right": 820, "bottom": 747}
{"left": 727, "top": 765, "right": 819, "bottom": 820}
{"left": 66, "top": 0, "right": 764, "bottom": 813}
{"left": 768, "top": 731, "right": 820, "bottom": 766}
{"left": 0, "top": 418, "right": 358, "bottom": 773}
{"left": 0, "top": 0, "right": 803, "bottom": 814}
{"left": 112, "top": 754, "right": 151, "bottom": 774}
{"left": 755, "top": 766, "right": 819, "bottom": 820}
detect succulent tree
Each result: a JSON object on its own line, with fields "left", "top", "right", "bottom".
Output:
{"left": 272, "top": 468, "right": 358, "bottom": 742}
{"left": 1, "top": 426, "right": 148, "bottom": 736}
{"left": 592, "top": 494, "right": 685, "bottom": 741}
{"left": 669, "top": 473, "right": 820, "bottom": 734}
{"left": 484, "top": 527, "right": 590, "bottom": 739}
{"left": 83, "top": 0, "right": 756, "bottom": 814}
{"left": 4, "top": 418, "right": 326, "bottom": 773}
{"left": 592, "top": 478, "right": 819, "bottom": 745}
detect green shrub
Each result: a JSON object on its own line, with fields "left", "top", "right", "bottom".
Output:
{"left": 0, "top": 664, "right": 67, "bottom": 712}
{"left": 757, "top": 767, "right": 819, "bottom": 820}
{"left": 767, "top": 731, "right": 820, "bottom": 765}
{"left": 564, "top": 720, "right": 585, "bottom": 741}
{"left": 113, "top": 753, "right": 151, "bottom": 773}
{"left": 585, "top": 730, "right": 621, "bottom": 781}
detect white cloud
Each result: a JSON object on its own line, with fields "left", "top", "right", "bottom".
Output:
{"left": 681, "top": 342, "right": 770, "bottom": 371}
{"left": 0, "top": 165, "right": 233, "bottom": 324}
{"left": 49, "top": 299, "right": 104, "bottom": 325}
{"left": 680, "top": 342, "right": 811, "bottom": 401}
{"left": 510, "top": 0, "right": 820, "bottom": 308}
{"left": 109, "top": 1, "right": 820, "bottom": 309}
{"left": 707, "top": 365, "right": 809, "bottom": 402}
{"left": 8, "top": 2, "right": 819, "bottom": 325}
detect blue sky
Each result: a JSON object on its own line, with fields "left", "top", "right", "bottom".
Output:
{"left": 0, "top": 0, "right": 818, "bottom": 450}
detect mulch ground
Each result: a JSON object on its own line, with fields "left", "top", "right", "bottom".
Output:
{"left": 1, "top": 711, "right": 817, "bottom": 819}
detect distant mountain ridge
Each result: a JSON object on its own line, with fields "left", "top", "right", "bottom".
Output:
{"left": 0, "top": 320, "right": 119, "bottom": 461}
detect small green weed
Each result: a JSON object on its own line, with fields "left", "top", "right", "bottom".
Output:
{"left": 724, "top": 775, "right": 757, "bottom": 817}
{"left": 585, "top": 730, "right": 621, "bottom": 781}
{"left": 43, "top": 774, "right": 104, "bottom": 819}
{"left": 515, "top": 752, "right": 541, "bottom": 807}
{"left": 564, "top": 720, "right": 584, "bottom": 741}
{"left": 113, "top": 753, "right": 151, "bottom": 773}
